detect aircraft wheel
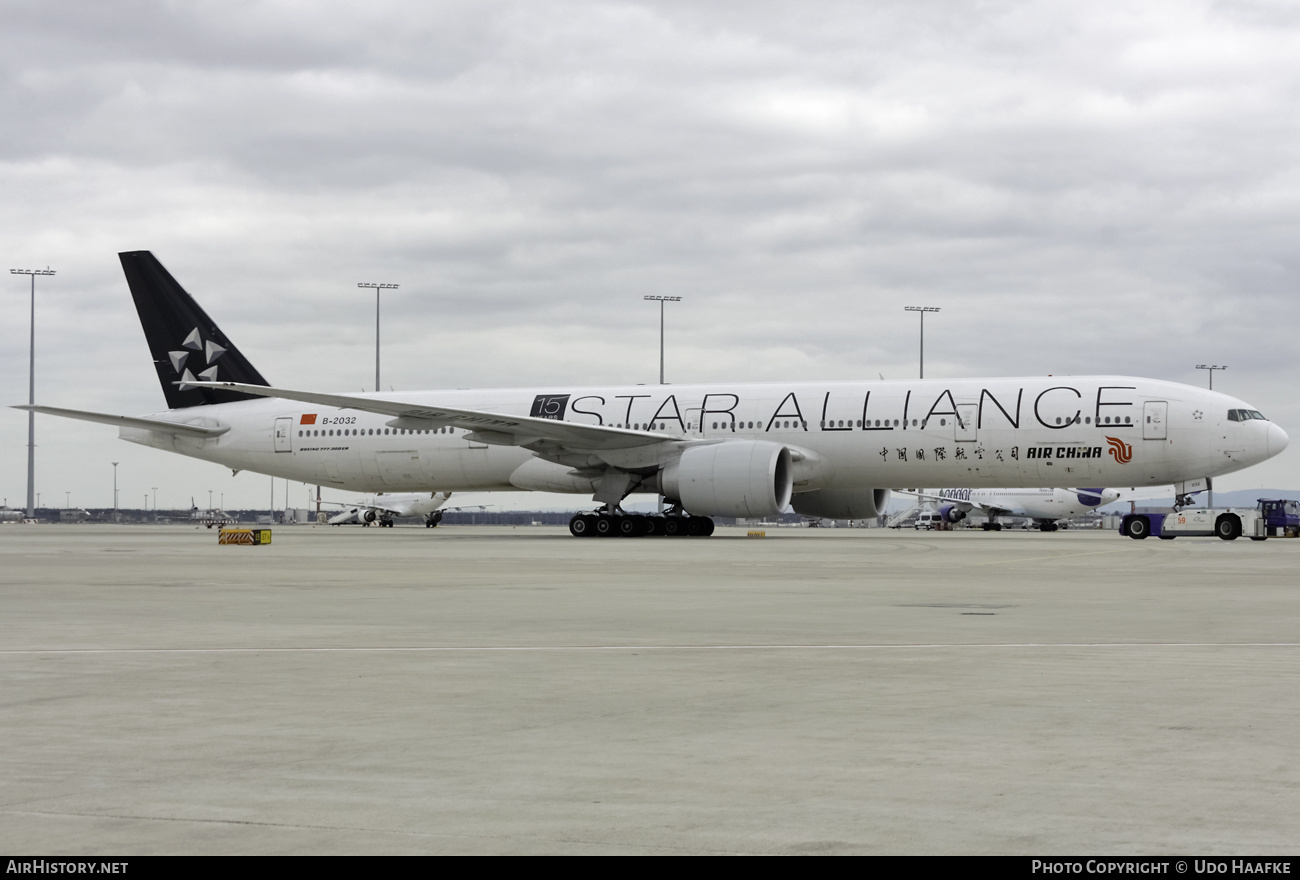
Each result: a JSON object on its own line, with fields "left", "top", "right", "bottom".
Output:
{"left": 1124, "top": 516, "right": 1150, "bottom": 539}
{"left": 1215, "top": 515, "right": 1242, "bottom": 541}
{"left": 993, "top": 523, "right": 1002, "bottom": 531}
{"left": 663, "top": 517, "right": 684, "bottom": 537}
{"left": 569, "top": 514, "right": 592, "bottom": 537}
{"left": 595, "top": 515, "right": 616, "bottom": 537}
{"left": 699, "top": 517, "right": 715, "bottom": 537}
{"left": 686, "top": 517, "right": 704, "bottom": 537}
{"left": 618, "top": 516, "right": 641, "bottom": 537}
{"left": 1250, "top": 536, "right": 1267, "bottom": 541}
{"left": 644, "top": 516, "right": 663, "bottom": 536}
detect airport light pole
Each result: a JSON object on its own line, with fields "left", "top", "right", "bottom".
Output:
{"left": 152, "top": 487, "right": 157, "bottom": 511}
{"left": 11, "top": 267, "right": 55, "bottom": 518}
{"left": 1195, "top": 364, "right": 1227, "bottom": 390}
{"left": 358, "top": 282, "right": 399, "bottom": 392}
{"left": 644, "top": 296, "right": 682, "bottom": 384}
{"left": 112, "top": 462, "right": 119, "bottom": 521}
{"left": 905, "top": 306, "right": 940, "bottom": 380}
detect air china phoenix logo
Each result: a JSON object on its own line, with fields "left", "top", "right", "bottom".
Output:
{"left": 1105, "top": 436, "right": 1133, "bottom": 464}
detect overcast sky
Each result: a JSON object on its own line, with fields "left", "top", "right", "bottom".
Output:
{"left": 3, "top": 0, "right": 1298, "bottom": 512}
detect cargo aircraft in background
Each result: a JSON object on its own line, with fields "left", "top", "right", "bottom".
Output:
{"left": 898, "top": 487, "right": 1121, "bottom": 531}
{"left": 15, "top": 252, "right": 1289, "bottom": 538}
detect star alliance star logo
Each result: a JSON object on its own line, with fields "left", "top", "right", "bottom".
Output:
{"left": 168, "top": 327, "right": 226, "bottom": 389}
{"left": 1192, "top": 410, "right": 1203, "bottom": 420}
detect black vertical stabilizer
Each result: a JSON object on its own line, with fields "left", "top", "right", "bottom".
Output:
{"left": 119, "top": 251, "right": 270, "bottom": 409}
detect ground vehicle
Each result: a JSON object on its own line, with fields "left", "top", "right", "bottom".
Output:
{"left": 915, "top": 512, "right": 944, "bottom": 530}
{"left": 1120, "top": 499, "right": 1299, "bottom": 540}
{"left": 1256, "top": 499, "right": 1300, "bottom": 537}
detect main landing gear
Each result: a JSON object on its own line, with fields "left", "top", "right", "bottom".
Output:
{"left": 568, "top": 511, "right": 716, "bottom": 538}
{"left": 981, "top": 521, "right": 1003, "bottom": 531}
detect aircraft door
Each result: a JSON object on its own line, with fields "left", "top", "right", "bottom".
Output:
{"left": 273, "top": 417, "right": 292, "bottom": 453}
{"left": 377, "top": 450, "right": 422, "bottom": 486}
{"left": 1143, "top": 401, "right": 1168, "bottom": 440}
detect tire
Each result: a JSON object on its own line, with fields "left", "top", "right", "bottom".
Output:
{"left": 1250, "top": 536, "right": 1267, "bottom": 541}
{"left": 645, "top": 516, "right": 663, "bottom": 536}
{"left": 699, "top": 517, "right": 715, "bottom": 537}
{"left": 1124, "top": 516, "right": 1150, "bottom": 539}
{"left": 569, "top": 515, "right": 590, "bottom": 537}
{"left": 618, "top": 516, "right": 640, "bottom": 537}
{"left": 663, "top": 517, "right": 684, "bottom": 537}
{"left": 1158, "top": 535, "right": 1175, "bottom": 540}
{"left": 595, "top": 515, "right": 615, "bottom": 537}
{"left": 1215, "top": 515, "right": 1241, "bottom": 541}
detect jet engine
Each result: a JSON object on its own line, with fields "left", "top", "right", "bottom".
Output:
{"left": 790, "top": 488, "right": 891, "bottom": 520}
{"left": 660, "top": 440, "right": 793, "bottom": 517}
{"left": 937, "top": 504, "right": 967, "bottom": 523}
{"left": 361, "top": 508, "right": 378, "bottom": 523}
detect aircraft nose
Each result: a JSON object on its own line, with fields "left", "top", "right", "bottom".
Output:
{"left": 1268, "top": 422, "right": 1289, "bottom": 457}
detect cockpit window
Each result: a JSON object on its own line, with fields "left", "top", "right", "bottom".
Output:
{"left": 1249, "top": 410, "right": 1267, "bottom": 420}
{"left": 1229, "top": 409, "right": 1268, "bottom": 422}
{"left": 1228, "top": 410, "right": 1240, "bottom": 421}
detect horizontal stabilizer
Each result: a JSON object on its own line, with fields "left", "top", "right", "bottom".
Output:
{"left": 14, "top": 405, "right": 229, "bottom": 437}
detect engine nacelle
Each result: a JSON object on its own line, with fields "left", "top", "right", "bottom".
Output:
{"left": 790, "top": 488, "right": 891, "bottom": 520}
{"left": 362, "top": 508, "right": 378, "bottom": 523}
{"left": 938, "top": 504, "right": 966, "bottom": 523}
{"left": 661, "top": 440, "right": 793, "bottom": 517}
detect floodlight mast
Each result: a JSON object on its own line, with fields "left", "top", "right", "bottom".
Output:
{"left": 358, "top": 282, "right": 399, "bottom": 392}
{"left": 1195, "top": 364, "right": 1227, "bottom": 391}
{"left": 644, "top": 296, "right": 682, "bottom": 384}
{"left": 11, "top": 267, "right": 55, "bottom": 518}
{"left": 904, "top": 306, "right": 940, "bottom": 379}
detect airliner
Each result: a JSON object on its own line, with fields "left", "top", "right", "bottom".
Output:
{"left": 324, "top": 491, "right": 452, "bottom": 528}
{"left": 15, "top": 252, "right": 1289, "bottom": 538}
{"left": 899, "top": 487, "right": 1121, "bottom": 531}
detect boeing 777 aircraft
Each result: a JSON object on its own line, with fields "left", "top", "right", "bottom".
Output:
{"left": 900, "top": 487, "right": 1121, "bottom": 531}
{"left": 16, "top": 252, "right": 1289, "bottom": 537}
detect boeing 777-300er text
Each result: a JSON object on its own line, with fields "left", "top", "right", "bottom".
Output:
{"left": 899, "top": 487, "right": 1121, "bottom": 531}
{"left": 15, "top": 252, "right": 1289, "bottom": 537}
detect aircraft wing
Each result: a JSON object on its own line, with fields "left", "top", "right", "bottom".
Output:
{"left": 13, "top": 405, "right": 230, "bottom": 437}
{"left": 895, "top": 489, "right": 1007, "bottom": 516}
{"left": 190, "top": 381, "right": 677, "bottom": 452}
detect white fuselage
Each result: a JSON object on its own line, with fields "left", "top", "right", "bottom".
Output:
{"left": 119, "top": 376, "right": 1285, "bottom": 497}
{"left": 930, "top": 487, "right": 1120, "bottom": 521}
